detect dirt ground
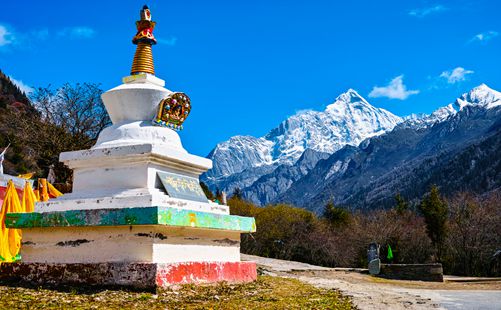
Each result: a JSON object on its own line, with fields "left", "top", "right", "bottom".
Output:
{"left": 242, "top": 254, "right": 501, "bottom": 310}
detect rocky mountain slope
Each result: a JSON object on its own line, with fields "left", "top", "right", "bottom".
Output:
{"left": 278, "top": 84, "right": 501, "bottom": 212}
{"left": 203, "top": 83, "right": 501, "bottom": 209}
{"left": 202, "top": 89, "right": 402, "bottom": 198}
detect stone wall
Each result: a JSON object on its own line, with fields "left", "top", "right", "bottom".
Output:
{"left": 378, "top": 263, "right": 443, "bottom": 282}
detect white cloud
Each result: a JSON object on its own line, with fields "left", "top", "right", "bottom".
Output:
{"left": 0, "top": 25, "right": 48, "bottom": 50}
{"left": 409, "top": 5, "right": 447, "bottom": 17}
{"left": 0, "top": 25, "right": 14, "bottom": 46}
{"left": 369, "top": 75, "right": 419, "bottom": 100}
{"left": 157, "top": 36, "right": 178, "bottom": 46}
{"left": 1, "top": 25, "right": 94, "bottom": 51}
{"left": 9, "top": 76, "right": 34, "bottom": 94}
{"left": 57, "top": 26, "right": 95, "bottom": 39}
{"left": 440, "top": 67, "right": 474, "bottom": 84}
{"left": 469, "top": 31, "right": 499, "bottom": 44}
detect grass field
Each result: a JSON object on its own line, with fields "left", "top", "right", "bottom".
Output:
{"left": 0, "top": 275, "right": 355, "bottom": 309}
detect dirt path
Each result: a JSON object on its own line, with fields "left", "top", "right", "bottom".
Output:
{"left": 242, "top": 254, "right": 501, "bottom": 310}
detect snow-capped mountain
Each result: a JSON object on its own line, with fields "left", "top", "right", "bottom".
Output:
{"left": 455, "top": 83, "right": 501, "bottom": 110}
{"left": 203, "top": 83, "right": 501, "bottom": 207}
{"left": 400, "top": 104, "right": 457, "bottom": 129}
{"left": 203, "top": 89, "right": 402, "bottom": 193}
{"left": 278, "top": 84, "right": 501, "bottom": 211}
{"left": 401, "top": 84, "right": 500, "bottom": 130}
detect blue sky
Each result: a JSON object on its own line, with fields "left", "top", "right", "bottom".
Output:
{"left": 0, "top": 1, "right": 500, "bottom": 157}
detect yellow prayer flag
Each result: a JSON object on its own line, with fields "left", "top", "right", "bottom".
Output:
{"left": 38, "top": 178, "right": 49, "bottom": 202}
{"left": 47, "top": 182, "right": 63, "bottom": 198}
{"left": 22, "top": 181, "right": 38, "bottom": 213}
{"left": 17, "top": 172, "right": 35, "bottom": 180}
{"left": 0, "top": 180, "right": 23, "bottom": 264}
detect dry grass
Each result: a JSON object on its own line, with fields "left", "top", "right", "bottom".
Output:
{"left": 0, "top": 275, "right": 355, "bottom": 309}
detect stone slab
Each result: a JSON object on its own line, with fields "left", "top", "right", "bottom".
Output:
{"left": 34, "top": 193, "right": 229, "bottom": 214}
{"left": 6, "top": 206, "right": 256, "bottom": 233}
{"left": 368, "top": 258, "right": 381, "bottom": 275}
{"left": 378, "top": 263, "right": 444, "bottom": 282}
{"left": 0, "top": 261, "right": 257, "bottom": 290}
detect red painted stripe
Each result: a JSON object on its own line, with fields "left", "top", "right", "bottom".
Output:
{"left": 156, "top": 261, "right": 257, "bottom": 286}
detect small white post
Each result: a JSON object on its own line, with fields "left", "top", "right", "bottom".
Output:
{"left": 0, "top": 144, "right": 10, "bottom": 175}
{"left": 222, "top": 191, "right": 227, "bottom": 205}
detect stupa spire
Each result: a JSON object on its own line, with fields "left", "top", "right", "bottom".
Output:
{"left": 131, "top": 5, "right": 157, "bottom": 75}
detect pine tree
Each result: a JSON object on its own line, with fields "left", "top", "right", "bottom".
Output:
{"left": 232, "top": 187, "right": 243, "bottom": 199}
{"left": 394, "top": 193, "right": 409, "bottom": 214}
{"left": 215, "top": 187, "right": 223, "bottom": 203}
{"left": 419, "top": 185, "right": 448, "bottom": 261}
{"left": 199, "top": 181, "right": 214, "bottom": 200}
{"left": 322, "top": 201, "right": 350, "bottom": 227}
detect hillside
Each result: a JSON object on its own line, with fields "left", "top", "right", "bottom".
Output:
{"left": 0, "top": 70, "right": 108, "bottom": 187}
{"left": 279, "top": 85, "right": 501, "bottom": 211}
{"left": 0, "top": 70, "right": 39, "bottom": 176}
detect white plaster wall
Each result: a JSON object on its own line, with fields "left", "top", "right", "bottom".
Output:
{"left": 93, "top": 121, "right": 186, "bottom": 153}
{"left": 21, "top": 226, "right": 241, "bottom": 264}
{"left": 72, "top": 163, "right": 148, "bottom": 193}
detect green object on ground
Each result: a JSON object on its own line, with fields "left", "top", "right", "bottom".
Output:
{"left": 387, "top": 244, "right": 394, "bottom": 260}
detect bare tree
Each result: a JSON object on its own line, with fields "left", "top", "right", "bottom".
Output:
{"left": 31, "top": 83, "right": 110, "bottom": 141}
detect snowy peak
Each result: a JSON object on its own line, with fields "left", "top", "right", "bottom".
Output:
{"left": 326, "top": 89, "right": 375, "bottom": 113}
{"left": 401, "top": 104, "right": 457, "bottom": 130}
{"left": 402, "top": 85, "right": 501, "bottom": 130}
{"left": 324, "top": 89, "right": 402, "bottom": 135}
{"left": 403, "top": 113, "right": 427, "bottom": 122}
{"left": 331, "top": 89, "right": 370, "bottom": 105}
{"left": 206, "top": 135, "right": 273, "bottom": 178}
{"left": 204, "top": 88, "right": 403, "bottom": 188}
{"left": 455, "top": 84, "right": 501, "bottom": 110}
{"left": 266, "top": 88, "right": 401, "bottom": 164}
{"left": 430, "top": 104, "right": 456, "bottom": 121}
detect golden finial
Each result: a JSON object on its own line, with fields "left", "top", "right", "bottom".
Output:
{"left": 131, "top": 5, "right": 157, "bottom": 75}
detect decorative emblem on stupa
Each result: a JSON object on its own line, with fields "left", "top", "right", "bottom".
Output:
{"left": 131, "top": 5, "right": 157, "bottom": 75}
{"left": 153, "top": 92, "right": 192, "bottom": 130}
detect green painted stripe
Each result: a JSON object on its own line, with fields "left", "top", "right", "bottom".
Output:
{"left": 5, "top": 207, "right": 256, "bottom": 232}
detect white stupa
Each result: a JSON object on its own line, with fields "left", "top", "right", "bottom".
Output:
{"left": 1, "top": 5, "right": 256, "bottom": 289}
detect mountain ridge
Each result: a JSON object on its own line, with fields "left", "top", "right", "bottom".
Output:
{"left": 278, "top": 85, "right": 501, "bottom": 211}
{"left": 202, "top": 89, "right": 402, "bottom": 196}
{"left": 202, "top": 84, "right": 501, "bottom": 208}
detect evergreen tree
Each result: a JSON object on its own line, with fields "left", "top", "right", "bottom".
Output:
{"left": 200, "top": 181, "right": 214, "bottom": 200}
{"left": 232, "top": 187, "right": 243, "bottom": 199}
{"left": 394, "top": 193, "right": 409, "bottom": 214}
{"left": 215, "top": 187, "right": 223, "bottom": 203}
{"left": 419, "top": 185, "right": 448, "bottom": 261}
{"left": 322, "top": 201, "right": 350, "bottom": 227}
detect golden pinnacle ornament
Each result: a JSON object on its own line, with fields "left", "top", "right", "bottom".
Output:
{"left": 131, "top": 5, "right": 157, "bottom": 75}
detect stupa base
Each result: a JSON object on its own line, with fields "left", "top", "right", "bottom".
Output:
{"left": 3, "top": 206, "right": 257, "bottom": 289}
{"left": 0, "top": 261, "right": 257, "bottom": 290}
